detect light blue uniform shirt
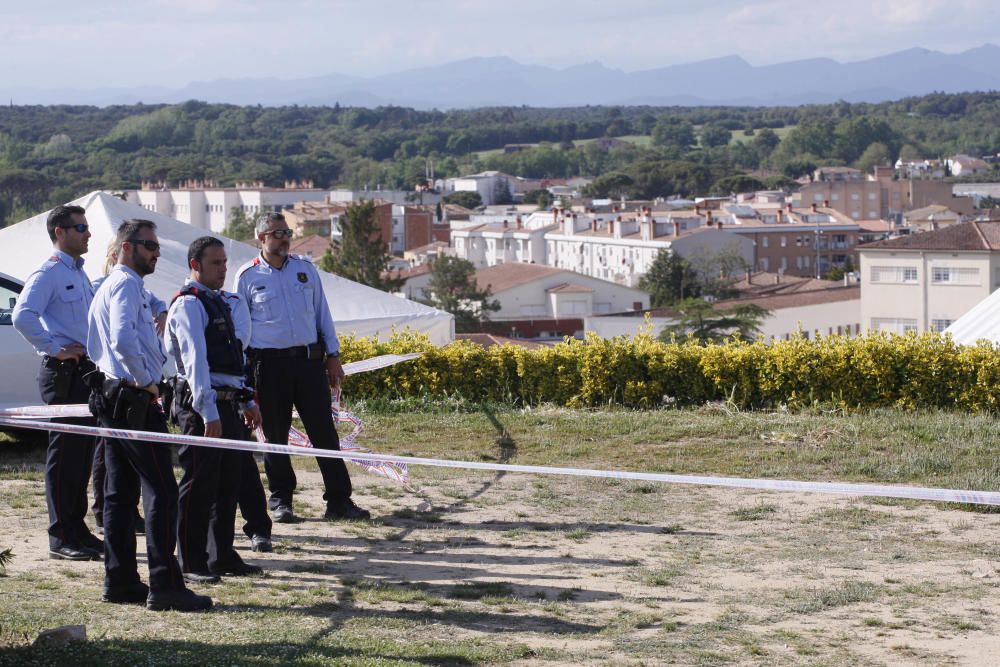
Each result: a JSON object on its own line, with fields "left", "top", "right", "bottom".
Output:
{"left": 92, "top": 274, "right": 166, "bottom": 317}
{"left": 12, "top": 249, "right": 94, "bottom": 357}
{"left": 221, "top": 290, "right": 251, "bottom": 350}
{"left": 165, "top": 279, "right": 251, "bottom": 423}
{"left": 87, "top": 266, "right": 167, "bottom": 388}
{"left": 233, "top": 253, "right": 339, "bottom": 354}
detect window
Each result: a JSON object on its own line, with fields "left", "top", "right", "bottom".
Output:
{"left": 871, "top": 266, "right": 918, "bottom": 283}
{"left": 559, "top": 301, "right": 588, "bottom": 316}
{"left": 814, "top": 194, "right": 823, "bottom": 201}
{"left": 762, "top": 236, "right": 769, "bottom": 248}
{"left": 871, "top": 317, "right": 919, "bottom": 333}
{"left": 831, "top": 193, "right": 840, "bottom": 201}
{"left": 519, "top": 304, "right": 547, "bottom": 316}
{"left": 868, "top": 192, "right": 877, "bottom": 201}
{"left": 780, "top": 236, "right": 787, "bottom": 247}
{"left": 931, "top": 319, "right": 953, "bottom": 332}
{"left": 851, "top": 193, "right": 860, "bottom": 201}
{"left": 593, "top": 302, "right": 612, "bottom": 314}
{"left": 931, "top": 267, "right": 980, "bottom": 285}
{"left": 760, "top": 258, "right": 769, "bottom": 271}
{"left": 0, "top": 277, "right": 20, "bottom": 326}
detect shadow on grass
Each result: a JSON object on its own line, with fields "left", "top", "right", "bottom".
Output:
{"left": 0, "top": 637, "right": 514, "bottom": 667}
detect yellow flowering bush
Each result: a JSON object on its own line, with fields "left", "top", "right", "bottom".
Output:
{"left": 338, "top": 330, "right": 1000, "bottom": 412}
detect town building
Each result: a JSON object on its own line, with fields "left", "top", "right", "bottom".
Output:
{"left": 799, "top": 174, "right": 975, "bottom": 222}
{"left": 585, "top": 273, "right": 860, "bottom": 342}
{"left": 127, "top": 180, "right": 328, "bottom": 233}
{"left": 859, "top": 221, "right": 1000, "bottom": 333}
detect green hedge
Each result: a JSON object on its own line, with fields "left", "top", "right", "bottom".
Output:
{"left": 340, "top": 331, "right": 1000, "bottom": 412}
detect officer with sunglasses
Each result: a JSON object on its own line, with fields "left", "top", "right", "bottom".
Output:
{"left": 88, "top": 219, "right": 211, "bottom": 612}
{"left": 234, "top": 212, "right": 369, "bottom": 525}
{"left": 13, "top": 204, "right": 103, "bottom": 562}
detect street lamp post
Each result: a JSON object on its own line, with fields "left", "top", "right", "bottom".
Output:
{"left": 814, "top": 228, "right": 823, "bottom": 280}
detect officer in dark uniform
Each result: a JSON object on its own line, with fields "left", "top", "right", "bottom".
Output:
{"left": 166, "top": 236, "right": 263, "bottom": 583}
{"left": 87, "top": 219, "right": 211, "bottom": 612}
{"left": 234, "top": 212, "right": 369, "bottom": 523}
{"left": 12, "top": 204, "right": 102, "bottom": 561}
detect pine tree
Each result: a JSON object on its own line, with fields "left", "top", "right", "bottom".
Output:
{"left": 659, "top": 298, "right": 769, "bottom": 343}
{"left": 423, "top": 256, "right": 499, "bottom": 333}
{"left": 638, "top": 250, "right": 701, "bottom": 307}
{"left": 325, "top": 201, "right": 402, "bottom": 291}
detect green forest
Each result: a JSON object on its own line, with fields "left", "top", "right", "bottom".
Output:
{"left": 2, "top": 91, "right": 1000, "bottom": 225}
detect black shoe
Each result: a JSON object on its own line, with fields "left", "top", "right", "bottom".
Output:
{"left": 272, "top": 505, "right": 299, "bottom": 523}
{"left": 80, "top": 533, "right": 104, "bottom": 554}
{"left": 183, "top": 571, "right": 221, "bottom": 585}
{"left": 49, "top": 545, "right": 100, "bottom": 561}
{"left": 102, "top": 580, "right": 149, "bottom": 604}
{"left": 251, "top": 535, "right": 273, "bottom": 553}
{"left": 134, "top": 511, "right": 145, "bottom": 535}
{"left": 147, "top": 588, "right": 213, "bottom": 612}
{"left": 210, "top": 560, "right": 263, "bottom": 577}
{"left": 324, "top": 500, "right": 371, "bottom": 521}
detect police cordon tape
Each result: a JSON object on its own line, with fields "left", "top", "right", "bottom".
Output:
{"left": 2, "top": 415, "right": 998, "bottom": 506}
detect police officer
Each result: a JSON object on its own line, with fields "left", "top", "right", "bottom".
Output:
{"left": 88, "top": 219, "right": 210, "bottom": 611}
{"left": 90, "top": 237, "right": 162, "bottom": 535}
{"left": 234, "top": 212, "right": 369, "bottom": 523}
{"left": 166, "top": 236, "right": 263, "bottom": 582}
{"left": 12, "top": 204, "right": 102, "bottom": 561}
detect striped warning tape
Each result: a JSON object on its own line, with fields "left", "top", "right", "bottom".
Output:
{"left": 2, "top": 416, "right": 997, "bottom": 506}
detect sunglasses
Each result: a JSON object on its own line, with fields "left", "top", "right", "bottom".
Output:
{"left": 128, "top": 239, "right": 161, "bottom": 252}
{"left": 59, "top": 223, "right": 89, "bottom": 233}
{"left": 263, "top": 229, "right": 294, "bottom": 239}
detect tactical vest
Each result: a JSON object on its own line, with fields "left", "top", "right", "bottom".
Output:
{"left": 170, "top": 287, "right": 244, "bottom": 377}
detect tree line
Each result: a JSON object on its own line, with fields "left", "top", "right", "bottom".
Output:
{"left": 3, "top": 91, "right": 1000, "bottom": 225}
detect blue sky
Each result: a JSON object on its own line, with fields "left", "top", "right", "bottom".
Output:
{"left": 3, "top": 0, "right": 998, "bottom": 88}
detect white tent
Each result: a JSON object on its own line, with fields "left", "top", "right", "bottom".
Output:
{"left": 944, "top": 290, "right": 1000, "bottom": 345}
{"left": 0, "top": 191, "right": 454, "bottom": 345}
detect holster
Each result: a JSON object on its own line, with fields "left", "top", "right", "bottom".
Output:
{"left": 45, "top": 357, "right": 77, "bottom": 402}
{"left": 103, "top": 380, "right": 152, "bottom": 430}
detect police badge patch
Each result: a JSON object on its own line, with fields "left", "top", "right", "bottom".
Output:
{"left": 297, "top": 272, "right": 308, "bottom": 283}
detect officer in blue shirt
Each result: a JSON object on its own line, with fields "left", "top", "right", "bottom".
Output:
{"left": 166, "top": 236, "right": 264, "bottom": 583}
{"left": 90, "top": 238, "right": 163, "bottom": 535}
{"left": 235, "top": 212, "right": 369, "bottom": 523}
{"left": 12, "top": 204, "right": 103, "bottom": 562}
{"left": 88, "top": 219, "right": 211, "bottom": 612}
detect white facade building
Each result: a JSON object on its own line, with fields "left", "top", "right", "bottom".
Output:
{"left": 127, "top": 184, "right": 328, "bottom": 233}
{"left": 859, "top": 221, "right": 1000, "bottom": 333}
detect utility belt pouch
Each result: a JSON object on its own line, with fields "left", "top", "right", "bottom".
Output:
{"left": 120, "top": 387, "right": 152, "bottom": 430}
{"left": 47, "top": 357, "right": 78, "bottom": 401}
{"left": 160, "top": 377, "right": 176, "bottom": 420}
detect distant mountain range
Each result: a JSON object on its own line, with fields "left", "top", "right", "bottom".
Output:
{"left": 7, "top": 45, "right": 1000, "bottom": 109}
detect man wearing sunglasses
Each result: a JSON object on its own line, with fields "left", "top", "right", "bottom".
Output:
{"left": 88, "top": 219, "right": 211, "bottom": 612}
{"left": 235, "top": 212, "right": 370, "bottom": 525}
{"left": 13, "top": 204, "right": 103, "bottom": 562}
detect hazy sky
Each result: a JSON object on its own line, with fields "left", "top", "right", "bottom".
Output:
{"left": 3, "top": 0, "right": 999, "bottom": 88}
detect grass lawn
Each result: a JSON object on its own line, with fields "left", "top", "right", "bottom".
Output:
{"left": 728, "top": 125, "right": 797, "bottom": 146}
{"left": 1, "top": 401, "right": 999, "bottom": 665}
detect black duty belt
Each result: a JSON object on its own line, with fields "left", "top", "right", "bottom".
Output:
{"left": 247, "top": 343, "right": 325, "bottom": 361}
{"left": 215, "top": 387, "right": 255, "bottom": 403}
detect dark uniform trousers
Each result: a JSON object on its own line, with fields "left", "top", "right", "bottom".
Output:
{"left": 255, "top": 355, "right": 352, "bottom": 510}
{"left": 97, "top": 397, "right": 184, "bottom": 593}
{"left": 239, "top": 454, "right": 271, "bottom": 539}
{"left": 38, "top": 359, "right": 97, "bottom": 550}
{"left": 175, "top": 398, "right": 247, "bottom": 573}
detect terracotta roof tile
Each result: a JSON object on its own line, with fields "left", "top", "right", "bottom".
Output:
{"left": 863, "top": 221, "right": 1000, "bottom": 251}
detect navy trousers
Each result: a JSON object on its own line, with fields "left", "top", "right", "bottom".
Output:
{"left": 99, "top": 397, "right": 184, "bottom": 593}
{"left": 38, "top": 359, "right": 97, "bottom": 550}
{"left": 254, "top": 356, "right": 351, "bottom": 511}
{"left": 175, "top": 399, "right": 245, "bottom": 573}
